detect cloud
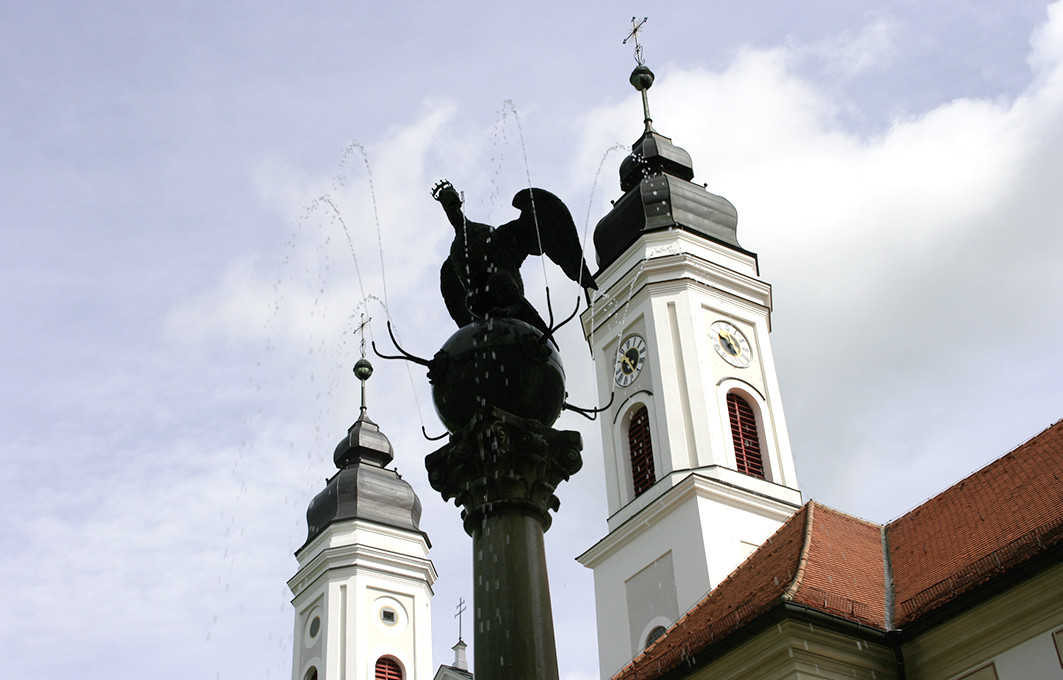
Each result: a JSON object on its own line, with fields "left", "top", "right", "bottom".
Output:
{"left": 804, "top": 11, "right": 900, "bottom": 77}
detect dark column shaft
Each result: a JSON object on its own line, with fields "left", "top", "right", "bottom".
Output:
{"left": 473, "top": 511, "right": 559, "bottom": 680}
{"left": 426, "top": 408, "right": 581, "bottom": 680}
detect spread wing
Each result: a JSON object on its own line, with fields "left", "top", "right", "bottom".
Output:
{"left": 494, "top": 188, "right": 598, "bottom": 290}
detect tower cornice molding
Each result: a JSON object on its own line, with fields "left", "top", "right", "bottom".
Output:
{"left": 577, "top": 470, "right": 801, "bottom": 569}
{"left": 289, "top": 539, "right": 438, "bottom": 598}
{"left": 595, "top": 228, "right": 758, "bottom": 291}
{"left": 296, "top": 516, "right": 431, "bottom": 560}
{"left": 583, "top": 246, "right": 773, "bottom": 342}
{"left": 290, "top": 520, "right": 436, "bottom": 594}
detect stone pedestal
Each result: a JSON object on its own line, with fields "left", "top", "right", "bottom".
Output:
{"left": 426, "top": 407, "right": 582, "bottom": 680}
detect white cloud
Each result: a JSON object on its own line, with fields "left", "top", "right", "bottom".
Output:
{"left": 805, "top": 12, "right": 899, "bottom": 77}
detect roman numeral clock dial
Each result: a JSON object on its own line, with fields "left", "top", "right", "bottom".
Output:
{"left": 711, "top": 321, "right": 753, "bottom": 368}
{"left": 614, "top": 334, "right": 648, "bottom": 387}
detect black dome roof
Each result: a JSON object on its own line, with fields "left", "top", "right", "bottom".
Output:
{"left": 298, "top": 361, "right": 427, "bottom": 552}
{"left": 301, "top": 459, "right": 424, "bottom": 551}
{"left": 593, "top": 129, "right": 748, "bottom": 271}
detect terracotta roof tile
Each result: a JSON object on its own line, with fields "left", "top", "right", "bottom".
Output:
{"left": 788, "top": 505, "right": 885, "bottom": 629}
{"left": 887, "top": 419, "right": 1063, "bottom": 626}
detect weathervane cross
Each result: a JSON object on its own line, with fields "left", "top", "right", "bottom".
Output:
{"left": 455, "top": 597, "right": 467, "bottom": 641}
{"left": 624, "top": 16, "right": 648, "bottom": 65}
{"left": 355, "top": 312, "right": 371, "bottom": 359}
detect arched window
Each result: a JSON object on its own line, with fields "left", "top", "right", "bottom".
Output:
{"left": 727, "top": 393, "right": 764, "bottom": 479}
{"left": 375, "top": 657, "right": 402, "bottom": 680}
{"left": 628, "top": 405, "right": 655, "bottom": 496}
{"left": 645, "top": 625, "right": 668, "bottom": 649}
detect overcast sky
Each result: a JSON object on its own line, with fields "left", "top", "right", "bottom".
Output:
{"left": 3, "top": 2, "right": 1062, "bottom": 679}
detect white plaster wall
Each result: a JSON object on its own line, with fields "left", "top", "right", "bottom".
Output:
{"left": 289, "top": 520, "right": 436, "bottom": 680}
{"left": 585, "top": 227, "right": 797, "bottom": 518}
{"left": 588, "top": 496, "right": 709, "bottom": 678}
{"left": 694, "top": 491, "right": 792, "bottom": 592}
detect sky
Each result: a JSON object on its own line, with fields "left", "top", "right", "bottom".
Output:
{"left": 2, "top": 2, "right": 1062, "bottom": 679}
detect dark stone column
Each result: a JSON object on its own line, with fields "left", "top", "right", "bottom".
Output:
{"left": 426, "top": 407, "right": 582, "bottom": 680}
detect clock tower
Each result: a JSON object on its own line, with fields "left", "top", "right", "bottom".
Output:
{"left": 577, "top": 62, "right": 801, "bottom": 678}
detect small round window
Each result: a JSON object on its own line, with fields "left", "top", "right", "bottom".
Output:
{"left": 380, "top": 606, "right": 398, "bottom": 626}
{"left": 303, "top": 606, "right": 323, "bottom": 648}
{"left": 645, "top": 625, "right": 667, "bottom": 648}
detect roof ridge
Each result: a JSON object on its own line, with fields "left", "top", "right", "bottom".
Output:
{"left": 781, "top": 501, "right": 815, "bottom": 602}
{"left": 881, "top": 525, "right": 896, "bottom": 630}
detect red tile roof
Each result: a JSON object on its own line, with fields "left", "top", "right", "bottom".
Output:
{"left": 887, "top": 419, "right": 1063, "bottom": 625}
{"left": 789, "top": 505, "right": 885, "bottom": 629}
{"left": 613, "top": 420, "right": 1063, "bottom": 680}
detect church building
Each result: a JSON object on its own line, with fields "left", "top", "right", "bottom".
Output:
{"left": 578, "top": 61, "right": 1063, "bottom": 680}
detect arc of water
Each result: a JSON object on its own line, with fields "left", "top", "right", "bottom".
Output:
{"left": 318, "top": 142, "right": 433, "bottom": 436}
{"left": 580, "top": 143, "right": 628, "bottom": 292}
{"left": 501, "top": 100, "right": 551, "bottom": 290}
{"left": 334, "top": 142, "right": 393, "bottom": 321}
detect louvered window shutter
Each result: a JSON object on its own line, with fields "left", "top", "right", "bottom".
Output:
{"left": 375, "top": 657, "right": 402, "bottom": 680}
{"left": 628, "top": 406, "right": 656, "bottom": 496}
{"left": 727, "top": 393, "right": 765, "bottom": 479}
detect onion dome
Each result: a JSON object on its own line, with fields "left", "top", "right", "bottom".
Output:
{"left": 593, "top": 64, "right": 749, "bottom": 271}
{"left": 300, "top": 358, "right": 426, "bottom": 550}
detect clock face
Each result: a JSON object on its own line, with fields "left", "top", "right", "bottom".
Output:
{"left": 711, "top": 321, "right": 752, "bottom": 368}
{"left": 614, "top": 334, "right": 648, "bottom": 387}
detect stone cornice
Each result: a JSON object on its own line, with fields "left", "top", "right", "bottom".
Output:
{"left": 582, "top": 234, "right": 772, "bottom": 341}
{"left": 578, "top": 471, "right": 800, "bottom": 569}
{"left": 288, "top": 541, "right": 437, "bottom": 598}
{"left": 289, "top": 521, "right": 437, "bottom": 596}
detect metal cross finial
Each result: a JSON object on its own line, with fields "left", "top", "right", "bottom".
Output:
{"left": 355, "top": 313, "right": 371, "bottom": 360}
{"left": 454, "top": 597, "right": 467, "bottom": 641}
{"left": 624, "top": 16, "right": 648, "bottom": 65}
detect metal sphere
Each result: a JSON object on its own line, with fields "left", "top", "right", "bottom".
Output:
{"left": 629, "top": 64, "right": 655, "bottom": 92}
{"left": 431, "top": 318, "right": 566, "bottom": 432}
{"left": 353, "top": 358, "right": 374, "bottom": 381}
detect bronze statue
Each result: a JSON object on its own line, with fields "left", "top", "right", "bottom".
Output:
{"left": 432, "top": 180, "right": 597, "bottom": 335}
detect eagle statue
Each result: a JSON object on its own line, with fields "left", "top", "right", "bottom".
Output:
{"left": 432, "top": 180, "right": 597, "bottom": 335}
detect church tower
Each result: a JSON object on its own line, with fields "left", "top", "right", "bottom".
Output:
{"left": 577, "top": 61, "right": 801, "bottom": 677}
{"left": 289, "top": 358, "right": 436, "bottom": 680}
